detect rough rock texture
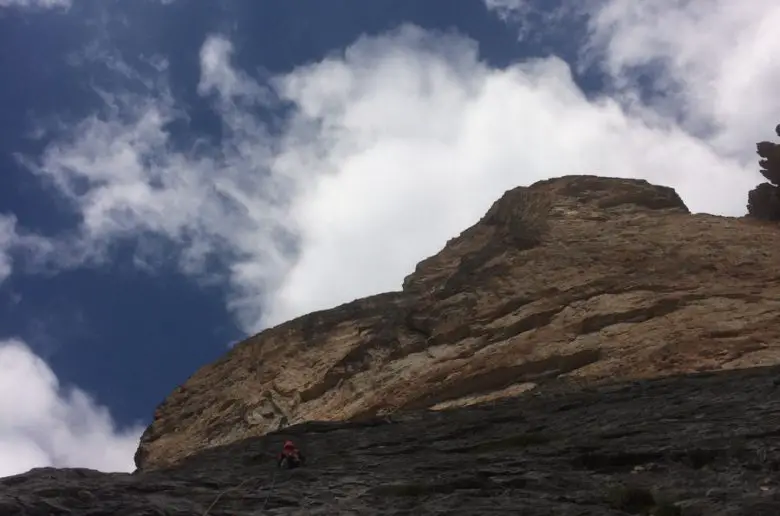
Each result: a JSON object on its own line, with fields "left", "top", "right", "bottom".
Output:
{"left": 136, "top": 174, "right": 780, "bottom": 471}
{"left": 748, "top": 123, "right": 780, "bottom": 220}
{"left": 5, "top": 365, "right": 780, "bottom": 515}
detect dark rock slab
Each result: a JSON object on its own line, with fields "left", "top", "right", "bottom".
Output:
{"left": 5, "top": 365, "right": 780, "bottom": 515}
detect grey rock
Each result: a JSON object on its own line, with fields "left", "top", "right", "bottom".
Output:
{"left": 4, "top": 365, "right": 780, "bottom": 515}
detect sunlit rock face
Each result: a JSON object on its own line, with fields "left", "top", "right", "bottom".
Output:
{"left": 135, "top": 174, "right": 780, "bottom": 472}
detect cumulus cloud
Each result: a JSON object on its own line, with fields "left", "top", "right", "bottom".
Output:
{"left": 0, "top": 338, "right": 143, "bottom": 477}
{"left": 16, "top": 5, "right": 778, "bottom": 335}
{"left": 485, "top": 0, "right": 780, "bottom": 156}
{"left": 263, "top": 25, "right": 757, "bottom": 325}
{"left": 584, "top": 0, "right": 780, "bottom": 157}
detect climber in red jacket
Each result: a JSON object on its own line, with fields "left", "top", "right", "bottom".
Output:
{"left": 277, "top": 440, "right": 305, "bottom": 469}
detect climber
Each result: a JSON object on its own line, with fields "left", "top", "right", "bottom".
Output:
{"left": 277, "top": 440, "right": 306, "bottom": 469}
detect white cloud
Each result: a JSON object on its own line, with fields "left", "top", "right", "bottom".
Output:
{"left": 485, "top": 0, "right": 780, "bottom": 156}
{"left": 483, "top": 0, "right": 530, "bottom": 22}
{"left": 0, "top": 215, "right": 17, "bottom": 284}
{"left": 0, "top": 338, "right": 142, "bottom": 477}
{"left": 198, "top": 35, "right": 268, "bottom": 103}
{"left": 262, "top": 25, "right": 757, "bottom": 325}
{"left": 585, "top": 0, "right": 780, "bottom": 157}
{"left": 0, "top": 0, "right": 70, "bottom": 9}
{"left": 19, "top": 37, "right": 296, "bottom": 331}
{"left": 16, "top": 7, "right": 778, "bottom": 335}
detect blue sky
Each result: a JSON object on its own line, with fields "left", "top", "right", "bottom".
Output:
{"left": 0, "top": 0, "right": 777, "bottom": 476}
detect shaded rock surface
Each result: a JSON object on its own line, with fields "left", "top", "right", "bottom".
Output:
{"left": 4, "top": 365, "right": 780, "bottom": 515}
{"left": 136, "top": 175, "right": 780, "bottom": 471}
{"left": 748, "top": 124, "right": 780, "bottom": 220}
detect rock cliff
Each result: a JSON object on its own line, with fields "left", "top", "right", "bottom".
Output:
{"left": 135, "top": 174, "right": 780, "bottom": 472}
{"left": 5, "top": 365, "right": 780, "bottom": 515}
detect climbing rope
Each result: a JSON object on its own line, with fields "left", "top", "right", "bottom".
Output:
{"left": 202, "top": 467, "right": 282, "bottom": 515}
{"left": 260, "top": 468, "right": 280, "bottom": 511}
{"left": 202, "top": 478, "right": 250, "bottom": 516}
{"left": 200, "top": 461, "right": 297, "bottom": 516}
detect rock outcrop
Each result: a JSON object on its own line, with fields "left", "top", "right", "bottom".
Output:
{"left": 5, "top": 365, "right": 780, "bottom": 515}
{"left": 136, "top": 174, "right": 780, "bottom": 472}
{"left": 748, "top": 124, "right": 780, "bottom": 220}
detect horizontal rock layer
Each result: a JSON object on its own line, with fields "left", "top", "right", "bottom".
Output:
{"left": 135, "top": 174, "right": 780, "bottom": 471}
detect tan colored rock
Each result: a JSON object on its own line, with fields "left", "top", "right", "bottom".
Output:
{"left": 134, "top": 175, "right": 780, "bottom": 471}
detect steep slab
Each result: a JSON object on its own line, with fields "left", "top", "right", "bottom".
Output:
{"left": 135, "top": 175, "right": 780, "bottom": 470}
{"left": 7, "top": 365, "right": 780, "bottom": 515}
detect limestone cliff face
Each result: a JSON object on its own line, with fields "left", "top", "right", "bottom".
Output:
{"left": 134, "top": 175, "right": 780, "bottom": 471}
